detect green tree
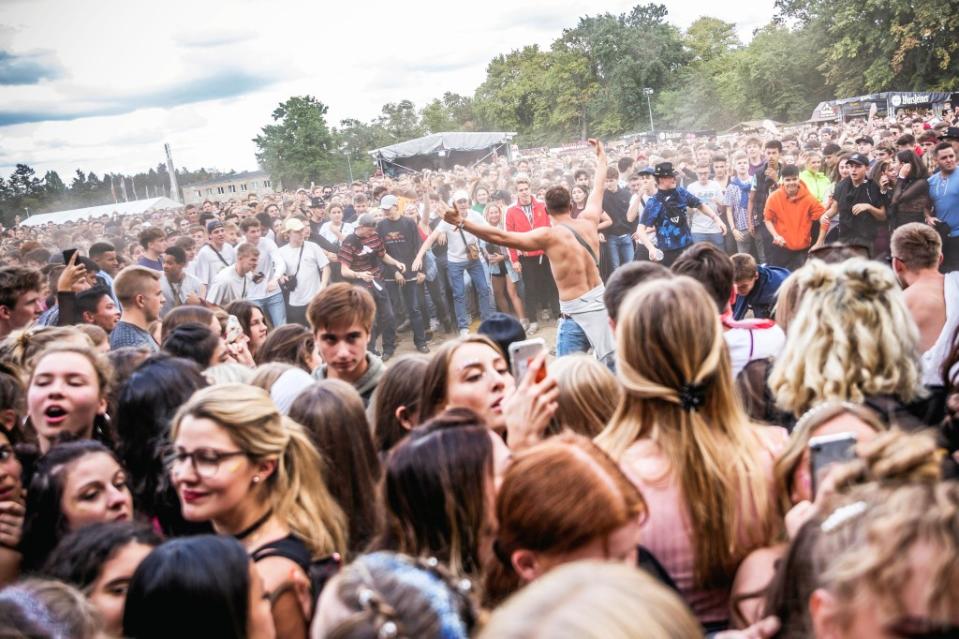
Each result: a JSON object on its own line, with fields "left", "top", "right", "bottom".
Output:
{"left": 253, "top": 95, "right": 340, "bottom": 188}
{"left": 776, "top": 0, "right": 959, "bottom": 94}
{"left": 685, "top": 17, "right": 740, "bottom": 63}
{"left": 9, "top": 164, "right": 41, "bottom": 198}
{"left": 473, "top": 45, "right": 552, "bottom": 143}
{"left": 558, "top": 4, "right": 689, "bottom": 134}
{"left": 376, "top": 100, "right": 425, "bottom": 141}
{"left": 42, "top": 170, "right": 66, "bottom": 196}
{"left": 420, "top": 93, "right": 477, "bottom": 133}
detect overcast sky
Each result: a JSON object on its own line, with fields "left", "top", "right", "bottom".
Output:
{"left": 0, "top": 0, "right": 775, "bottom": 179}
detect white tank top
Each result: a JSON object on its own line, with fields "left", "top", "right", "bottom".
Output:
{"left": 920, "top": 271, "right": 959, "bottom": 387}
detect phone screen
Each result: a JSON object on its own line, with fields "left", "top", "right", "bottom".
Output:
{"left": 62, "top": 248, "right": 78, "bottom": 264}
{"left": 809, "top": 433, "right": 857, "bottom": 498}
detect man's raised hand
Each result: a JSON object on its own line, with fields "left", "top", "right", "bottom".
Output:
{"left": 588, "top": 138, "right": 605, "bottom": 158}
{"left": 442, "top": 205, "right": 463, "bottom": 227}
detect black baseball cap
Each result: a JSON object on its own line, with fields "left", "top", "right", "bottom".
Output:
{"left": 855, "top": 135, "right": 874, "bottom": 145}
{"left": 846, "top": 153, "right": 870, "bottom": 166}
{"left": 940, "top": 127, "right": 959, "bottom": 141}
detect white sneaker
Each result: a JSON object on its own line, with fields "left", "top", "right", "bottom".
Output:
{"left": 527, "top": 322, "right": 539, "bottom": 335}
{"left": 459, "top": 329, "right": 470, "bottom": 337}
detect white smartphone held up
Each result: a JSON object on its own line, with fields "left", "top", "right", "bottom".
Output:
{"left": 508, "top": 338, "right": 546, "bottom": 382}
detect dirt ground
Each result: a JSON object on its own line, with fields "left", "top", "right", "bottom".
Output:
{"left": 387, "top": 317, "right": 559, "bottom": 357}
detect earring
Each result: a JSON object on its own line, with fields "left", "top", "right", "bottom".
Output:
{"left": 252, "top": 476, "right": 261, "bottom": 484}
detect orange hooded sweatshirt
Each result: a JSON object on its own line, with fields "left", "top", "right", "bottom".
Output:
{"left": 763, "top": 180, "right": 826, "bottom": 250}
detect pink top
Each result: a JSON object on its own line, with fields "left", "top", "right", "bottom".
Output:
{"left": 619, "top": 426, "right": 786, "bottom": 624}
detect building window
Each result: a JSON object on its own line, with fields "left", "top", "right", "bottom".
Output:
{"left": 264, "top": 180, "right": 272, "bottom": 188}
{"left": 240, "top": 183, "right": 247, "bottom": 191}
{"left": 228, "top": 184, "right": 236, "bottom": 193}
{"left": 207, "top": 188, "right": 214, "bottom": 195}
{"left": 195, "top": 190, "right": 202, "bottom": 198}
{"left": 217, "top": 186, "right": 225, "bottom": 194}
{"left": 250, "top": 181, "right": 258, "bottom": 189}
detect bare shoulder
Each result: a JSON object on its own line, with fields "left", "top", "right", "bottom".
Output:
{"left": 255, "top": 555, "right": 307, "bottom": 590}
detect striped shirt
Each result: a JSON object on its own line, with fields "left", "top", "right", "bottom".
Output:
{"left": 338, "top": 232, "right": 385, "bottom": 281}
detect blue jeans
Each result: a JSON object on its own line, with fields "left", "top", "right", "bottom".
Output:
{"left": 691, "top": 232, "right": 725, "bottom": 248}
{"left": 606, "top": 233, "right": 635, "bottom": 270}
{"left": 446, "top": 259, "right": 493, "bottom": 330}
{"left": 253, "top": 290, "right": 287, "bottom": 327}
{"left": 556, "top": 316, "right": 591, "bottom": 357}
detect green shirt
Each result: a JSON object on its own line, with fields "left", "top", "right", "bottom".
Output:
{"left": 800, "top": 169, "right": 831, "bottom": 205}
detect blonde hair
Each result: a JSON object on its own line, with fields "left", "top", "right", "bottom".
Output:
{"left": 829, "top": 428, "right": 944, "bottom": 492}
{"left": 549, "top": 354, "right": 622, "bottom": 437}
{"left": 113, "top": 265, "right": 160, "bottom": 305}
{"left": 249, "top": 362, "right": 294, "bottom": 392}
{"left": 769, "top": 259, "right": 922, "bottom": 417}
{"left": 478, "top": 561, "right": 702, "bottom": 639}
{"left": 171, "top": 383, "right": 348, "bottom": 558}
{"left": 595, "top": 276, "right": 775, "bottom": 587}
{"left": 0, "top": 326, "right": 92, "bottom": 378}
{"left": 817, "top": 482, "right": 959, "bottom": 629}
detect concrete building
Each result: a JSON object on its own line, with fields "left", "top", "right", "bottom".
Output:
{"left": 183, "top": 170, "right": 275, "bottom": 205}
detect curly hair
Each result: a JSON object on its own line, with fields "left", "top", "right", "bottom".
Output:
{"left": 769, "top": 258, "right": 922, "bottom": 417}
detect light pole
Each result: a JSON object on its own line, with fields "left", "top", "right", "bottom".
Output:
{"left": 341, "top": 143, "right": 354, "bottom": 183}
{"left": 642, "top": 87, "right": 655, "bottom": 132}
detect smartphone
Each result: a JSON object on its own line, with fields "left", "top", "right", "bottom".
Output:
{"left": 225, "top": 315, "right": 243, "bottom": 343}
{"left": 62, "top": 248, "right": 78, "bottom": 264}
{"left": 508, "top": 338, "right": 546, "bottom": 382}
{"left": 809, "top": 432, "right": 858, "bottom": 498}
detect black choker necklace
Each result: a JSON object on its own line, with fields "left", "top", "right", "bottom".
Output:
{"left": 234, "top": 509, "right": 273, "bottom": 541}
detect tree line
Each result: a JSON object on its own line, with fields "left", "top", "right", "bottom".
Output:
{"left": 3, "top": 0, "right": 955, "bottom": 223}
{"left": 0, "top": 164, "right": 235, "bottom": 227}
{"left": 254, "top": 0, "right": 958, "bottom": 187}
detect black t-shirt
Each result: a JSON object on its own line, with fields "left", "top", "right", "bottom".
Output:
{"left": 343, "top": 205, "right": 358, "bottom": 223}
{"left": 834, "top": 177, "right": 885, "bottom": 243}
{"left": 602, "top": 186, "right": 636, "bottom": 236}
{"left": 376, "top": 216, "right": 422, "bottom": 274}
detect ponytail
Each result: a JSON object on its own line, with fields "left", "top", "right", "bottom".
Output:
{"left": 274, "top": 417, "right": 348, "bottom": 559}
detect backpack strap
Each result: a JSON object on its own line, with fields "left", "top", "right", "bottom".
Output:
{"left": 558, "top": 223, "right": 599, "bottom": 267}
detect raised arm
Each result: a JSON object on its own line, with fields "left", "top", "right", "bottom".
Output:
{"left": 580, "top": 138, "right": 607, "bottom": 225}
{"left": 444, "top": 207, "right": 549, "bottom": 253}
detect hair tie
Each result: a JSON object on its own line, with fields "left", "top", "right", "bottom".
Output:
{"left": 377, "top": 621, "right": 398, "bottom": 639}
{"left": 678, "top": 382, "right": 707, "bottom": 411}
{"left": 821, "top": 501, "right": 868, "bottom": 533}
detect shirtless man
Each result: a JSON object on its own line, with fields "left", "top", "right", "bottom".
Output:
{"left": 443, "top": 139, "right": 614, "bottom": 360}
{"left": 890, "top": 222, "right": 959, "bottom": 387}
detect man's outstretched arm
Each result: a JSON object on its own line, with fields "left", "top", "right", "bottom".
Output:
{"left": 580, "top": 138, "right": 607, "bottom": 225}
{"left": 444, "top": 208, "right": 549, "bottom": 253}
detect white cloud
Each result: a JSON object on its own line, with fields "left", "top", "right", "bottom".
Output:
{"left": 0, "top": 0, "right": 775, "bottom": 178}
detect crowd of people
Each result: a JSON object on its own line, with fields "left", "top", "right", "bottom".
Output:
{"left": 0, "top": 105, "right": 957, "bottom": 638}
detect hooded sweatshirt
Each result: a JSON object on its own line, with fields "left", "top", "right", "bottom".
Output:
{"left": 312, "top": 351, "right": 385, "bottom": 407}
{"left": 763, "top": 180, "right": 826, "bottom": 250}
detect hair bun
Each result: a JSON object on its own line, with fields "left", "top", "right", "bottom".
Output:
{"left": 839, "top": 259, "right": 895, "bottom": 297}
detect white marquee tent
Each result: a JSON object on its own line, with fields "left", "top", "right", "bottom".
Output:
{"left": 19, "top": 197, "right": 180, "bottom": 228}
